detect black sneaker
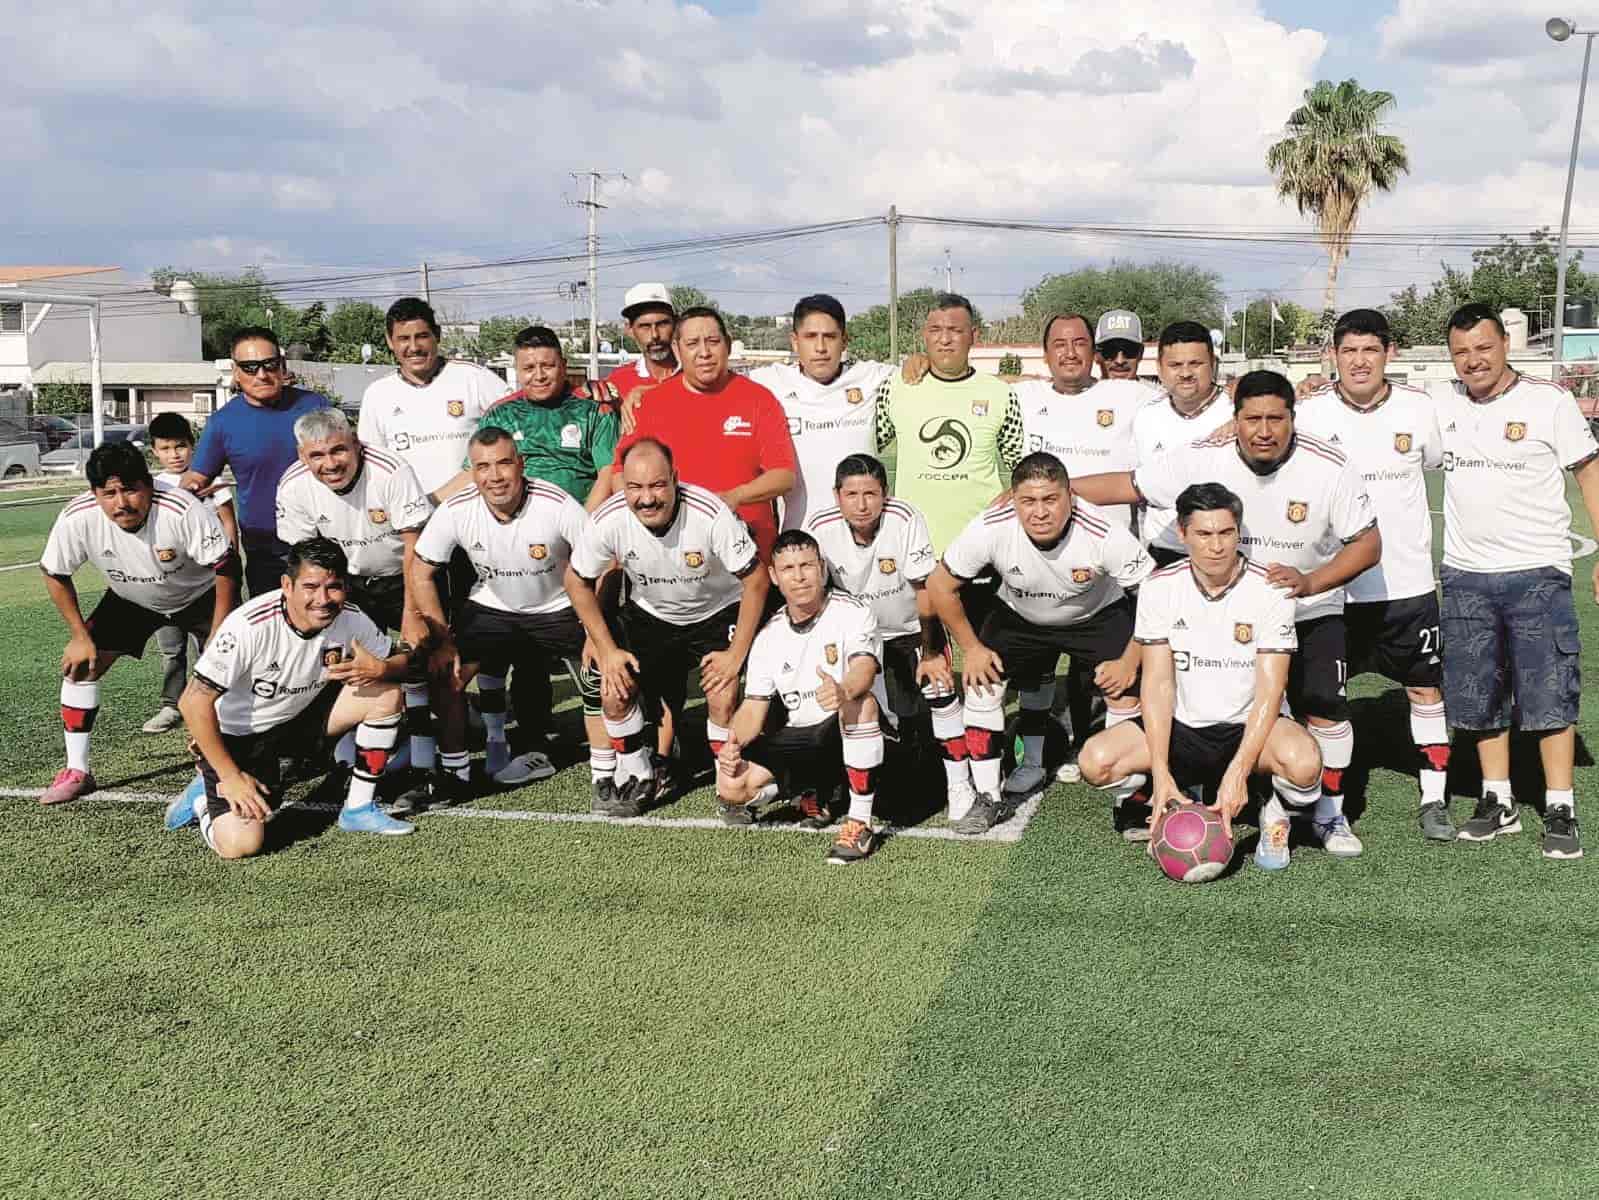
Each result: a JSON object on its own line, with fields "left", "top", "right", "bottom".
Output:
{"left": 1114, "top": 798, "right": 1153, "bottom": 843}
{"left": 793, "top": 790, "right": 833, "bottom": 830}
{"left": 591, "top": 777, "right": 619, "bottom": 816}
{"left": 1542, "top": 807, "right": 1583, "bottom": 860}
{"left": 1419, "top": 801, "right": 1457, "bottom": 843}
{"left": 650, "top": 752, "right": 673, "bottom": 803}
{"left": 1458, "top": 793, "right": 1521, "bottom": 842}
{"left": 952, "top": 792, "right": 1006, "bottom": 836}
{"left": 826, "top": 819, "right": 876, "bottom": 864}
{"left": 610, "top": 775, "right": 649, "bottom": 819}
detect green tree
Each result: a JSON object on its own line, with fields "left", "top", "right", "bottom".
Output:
{"left": 326, "top": 301, "right": 393, "bottom": 364}
{"left": 668, "top": 285, "right": 717, "bottom": 313}
{"left": 1000, "top": 262, "right": 1224, "bottom": 344}
{"left": 33, "top": 383, "right": 90, "bottom": 417}
{"left": 1232, "top": 298, "right": 1316, "bottom": 357}
{"left": 1266, "top": 79, "right": 1410, "bottom": 314}
{"left": 1382, "top": 269, "right": 1473, "bottom": 348}
{"left": 846, "top": 288, "right": 984, "bottom": 362}
{"left": 149, "top": 266, "right": 286, "bottom": 360}
{"left": 478, "top": 316, "right": 537, "bottom": 359}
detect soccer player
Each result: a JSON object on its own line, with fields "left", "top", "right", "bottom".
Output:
{"left": 357, "top": 297, "right": 510, "bottom": 505}
{"left": 143, "top": 411, "right": 238, "bottom": 734}
{"left": 1073, "top": 370, "right": 1380, "bottom": 856}
{"left": 804, "top": 454, "right": 962, "bottom": 814}
{"left": 1095, "top": 309, "right": 1148, "bottom": 382}
{"left": 611, "top": 307, "right": 796, "bottom": 560}
{"left": 568, "top": 438, "right": 770, "bottom": 815}
{"left": 172, "top": 537, "right": 416, "bottom": 855}
{"left": 182, "top": 326, "right": 329, "bottom": 596}
{"left": 38, "top": 442, "right": 238, "bottom": 805}
{"left": 716, "top": 531, "right": 890, "bottom": 864}
{"left": 1077, "top": 483, "right": 1324, "bottom": 869}
{"left": 405, "top": 427, "right": 605, "bottom": 805}
{"left": 1130, "top": 321, "right": 1233, "bottom": 563}
{"left": 1433, "top": 302, "right": 1599, "bottom": 859}
{"left": 928, "top": 452, "right": 1153, "bottom": 834}
{"left": 1294, "top": 309, "right": 1453, "bottom": 841}
{"left": 606, "top": 283, "right": 680, "bottom": 402}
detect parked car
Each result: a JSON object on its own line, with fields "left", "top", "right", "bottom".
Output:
{"left": 27, "top": 414, "right": 80, "bottom": 450}
{"left": 39, "top": 424, "right": 149, "bottom": 475}
{"left": 0, "top": 426, "right": 42, "bottom": 479}
{"left": 0, "top": 418, "right": 48, "bottom": 454}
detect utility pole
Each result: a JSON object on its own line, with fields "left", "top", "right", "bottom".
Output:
{"left": 943, "top": 247, "right": 953, "bottom": 292}
{"left": 420, "top": 261, "right": 431, "bottom": 305}
{"left": 571, "top": 171, "right": 625, "bottom": 380}
{"left": 887, "top": 206, "right": 899, "bottom": 362}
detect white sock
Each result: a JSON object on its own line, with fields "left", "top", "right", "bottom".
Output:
{"left": 706, "top": 720, "right": 730, "bottom": 758}
{"left": 1105, "top": 704, "right": 1140, "bottom": 729}
{"left": 1483, "top": 778, "right": 1513, "bottom": 808}
{"left": 441, "top": 749, "right": 470, "bottom": 782}
{"left": 590, "top": 747, "right": 617, "bottom": 783}
{"left": 61, "top": 678, "right": 100, "bottom": 772}
{"left": 345, "top": 712, "right": 401, "bottom": 810}
{"left": 963, "top": 687, "right": 1006, "bottom": 796}
{"left": 1273, "top": 774, "right": 1321, "bottom": 813}
{"left": 1261, "top": 794, "right": 1288, "bottom": 827}
{"left": 1308, "top": 720, "right": 1353, "bottom": 818}
{"left": 1547, "top": 787, "right": 1575, "bottom": 815}
{"left": 842, "top": 719, "right": 884, "bottom": 824}
{"left": 198, "top": 807, "right": 218, "bottom": 852}
{"left": 929, "top": 696, "right": 970, "bottom": 788}
{"left": 1098, "top": 772, "right": 1148, "bottom": 806}
{"left": 404, "top": 681, "right": 436, "bottom": 772}
{"left": 604, "top": 704, "right": 651, "bottom": 783}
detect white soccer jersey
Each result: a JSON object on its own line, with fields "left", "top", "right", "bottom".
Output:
{"left": 1293, "top": 382, "right": 1442, "bottom": 604}
{"left": 357, "top": 360, "right": 510, "bottom": 494}
{"left": 1134, "top": 434, "right": 1376, "bottom": 622}
{"left": 156, "top": 470, "right": 232, "bottom": 513}
{"left": 41, "top": 482, "right": 230, "bottom": 615}
{"left": 750, "top": 359, "right": 896, "bottom": 532}
{"left": 805, "top": 498, "right": 936, "bottom": 639}
{"left": 943, "top": 501, "right": 1154, "bottom": 627}
{"left": 1130, "top": 387, "right": 1231, "bottom": 550}
{"left": 415, "top": 479, "right": 585, "bottom": 615}
{"left": 1134, "top": 557, "right": 1298, "bottom": 728}
{"left": 193, "top": 591, "right": 390, "bottom": 736}
{"left": 745, "top": 591, "right": 888, "bottom": 729}
{"left": 275, "top": 445, "right": 430, "bottom": 580}
{"left": 572, "top": 484, "right": 758, "bottom": 624}
{"left": 1433, "top": 375, "right": 1599, "bottom": 574}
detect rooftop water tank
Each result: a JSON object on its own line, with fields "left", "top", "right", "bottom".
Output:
{"left": 170, "top": 279, "right": 199, "bottom": 315}
{"left": 1501, "top": 307, "right": 1529, "bottom": 351}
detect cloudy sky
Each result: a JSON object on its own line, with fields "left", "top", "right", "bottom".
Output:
{"left": 4, "top": 0, "right": 1595, "bottom": 324}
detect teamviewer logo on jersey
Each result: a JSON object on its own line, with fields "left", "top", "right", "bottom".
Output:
{"left": 722, "top": 415, "right": 753, "bottom": 436}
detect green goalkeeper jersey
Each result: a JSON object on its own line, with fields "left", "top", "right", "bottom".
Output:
{"left": 471, "top": 384, "right": 620, "bottom": 503}
{"left": 874, "top": 368, "right": 1024, "bottom": 551}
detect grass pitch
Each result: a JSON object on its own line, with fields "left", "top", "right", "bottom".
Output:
{"left": 3, "top": 479, "right": 1599, "bottom": 1199}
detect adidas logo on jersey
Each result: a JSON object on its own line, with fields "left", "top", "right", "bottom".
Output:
{"left": 1446, "top": 421, "right": 1457, "bottom": 432}
{"left": 1327, "top": 434, "right": 1342, "bottom": 444}
{"left": 625, "top": 549, "right": 639, "bottom": 560}
{"left": 472, "top": 541, "right": 486, "bottom": 551}
{"left": 1173, "top": 618, "right": 1188, "bottom": 629}
{"left": 263, "top": 660, "right": 281, "bottom": 675}
{"left": 1008, "top": 565, "right": 1024, "bottom": 575}
{"left": 782, "top": 662, "right": 793, "bottom": 671}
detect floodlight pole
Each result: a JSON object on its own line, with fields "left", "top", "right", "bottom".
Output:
{"left": 1552, "top": 23, "right": 1597, "bottom": 366}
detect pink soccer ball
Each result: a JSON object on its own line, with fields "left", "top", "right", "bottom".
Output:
{"left": 1151, "top": 803, "right": 1233, "bottom": 884}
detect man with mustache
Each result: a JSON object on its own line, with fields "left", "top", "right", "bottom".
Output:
{"left": 605, "top": 283, "right": 681, "bottom": 406}
{"left": 39, "top": 442, "right": 238, "bottom": 806}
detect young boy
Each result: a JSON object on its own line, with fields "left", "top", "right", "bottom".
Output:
{"left": 145, "top": 412, "right": 238, "bottom": 733}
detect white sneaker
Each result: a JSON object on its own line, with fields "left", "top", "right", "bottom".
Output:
{"left": 1314, "top": 813, "right": 1364, "bottom": 858}
{"left": 1054, "top": 744, "right": 1082, "bottom": 784}
{"left": 946, "top": 778, "right": 978, "bottom": 824}
{"left": 141, "top": 705, "right": 183, "bottom": 734}
{"left": 1003, "top": 763, "right": 1047, "bottom": 798}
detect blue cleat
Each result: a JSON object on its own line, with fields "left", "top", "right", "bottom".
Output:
{"left": 164, "top": 775, "right": 205, "bottom": 831}
{"left": 337, "top": 804, "right": 415, "bottom": 836}
{"left": 1254, "top": 814, "right": 1291, "bottom": 871}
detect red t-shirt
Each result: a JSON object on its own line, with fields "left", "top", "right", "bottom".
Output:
{"left": 604, "top": 358, "right": 678, "bottom": 398}
{"left": 614, "top": 373, "right": 797, "bottom": 558}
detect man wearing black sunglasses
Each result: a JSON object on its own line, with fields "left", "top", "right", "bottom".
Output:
{"left": 184, "top": 326, "right": 330, "bottom": 596}
{"left": 1095, "top": 310, "right": 1149, "bottom": 382}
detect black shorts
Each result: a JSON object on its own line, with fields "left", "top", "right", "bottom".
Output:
{"left": 440, "top": 547, "right": 478, "bottom": 624}
{"left": 348, "top": 573, "right": 406, "bottom": 635}
{"left": 977, "top": 596, "right": 1134, "bottom": 687}
{"left": 1346, "top": 593, "right": 1442, "bottom": 689}
{"left": 199, "top": 683, "right": 343, "bottom": 820}
{"left": 881, "top": 633, "right": 926, "bottom": 721}
{"left": 620, "top": 601, "right": 741, "bottom": 711}
{"left": 88, "top": 588, "right": 215, "bottom": 659}
{"left": 1286, "top": 613, "right": 1349, "bottom": 723}
{"left": 453, "top": 601, "right": 598, "bottom": 713}
{"left": 1166, "top": 719, "right": 1246, "bottom": 793}
{"left": 743, "top": 716, "right": 841, "bottom": 797}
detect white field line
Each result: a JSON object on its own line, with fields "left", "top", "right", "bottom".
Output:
{"left": 1, "top": 560, "right": 40, "bottom": 572}
{"left": 0, "top": 787, "right": 1039, "bottom": 844}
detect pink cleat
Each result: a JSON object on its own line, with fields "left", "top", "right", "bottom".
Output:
{"left": 40, "top": 768, "right": 96, "bottom": 806}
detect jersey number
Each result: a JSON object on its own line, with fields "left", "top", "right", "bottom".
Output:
{"left": 1418, "top": 626, "right": 1440, "bottom": 655}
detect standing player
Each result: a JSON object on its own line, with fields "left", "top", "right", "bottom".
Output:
{"left": 606, "top": 283, "right": 680, "bottom": 403}
{"left": 1433, "top": 303, "right": 1599, "bottom": 859}
{"left": 1073, "top": 370, "right": 1380, "bottom": 856}
{"left": 1077, "top": 484, "right": 1324, "bottom": 868}
{"left": 928, "top": 453, "right": 1153, "bottom": 834}
{"left": 1294, "top": 310, "right": 1452, "bottom": 841}
{"left": 38, "top": 443, "right": 238, "bottom": 805}
{"left": 1095, "top": 309, "right": 1149, "bottom": 383}
{"left": 568, "top": 439, "right": 770, "bottom": 816}
{"left": 405, "top": 428, "right": 605, "bottom": 805}
{"left": 172, "top": 537, "right": 416, "bottom": 855}
{"left": 717, "top": 531, "right": 889, "bottom": 864}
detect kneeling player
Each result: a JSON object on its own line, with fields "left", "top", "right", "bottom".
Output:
{"left": 716, "top": 531, "right": 889, "bottom": 864}
{"left": 1078, "top": 484, "right": 1323, "bottom": 869}
{"left": 39, "top": 442, "right": 238, "bottom": 804}
{"left": 172, "top": 537, "right": 416, "bottom": 856}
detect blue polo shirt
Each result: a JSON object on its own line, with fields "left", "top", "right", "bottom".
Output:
{"left": 192, "top": 387, "right": 330, "bottom": 538}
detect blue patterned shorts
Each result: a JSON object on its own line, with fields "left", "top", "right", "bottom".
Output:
{"left": 1439, "top": 565, "right": 1581, "bottom": 732}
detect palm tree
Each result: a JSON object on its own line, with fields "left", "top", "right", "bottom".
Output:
{"left": 1266, "top": 79, "right": 1410, "bottom": 315}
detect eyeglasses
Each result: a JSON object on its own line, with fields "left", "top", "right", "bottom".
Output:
{"left": 236, "top": 356, "right": 285, "bottom": 375}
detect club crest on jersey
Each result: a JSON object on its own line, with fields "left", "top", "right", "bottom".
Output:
{"left": 560, "top": 423, "right": 582, "bottom": 449}
{"left": 824, "top": 643, "right": 839, "bottom": 665}
{"left": 1071, "top": 567, "right": 1094, "bottom": 584}
{"left": 447, "top": 400, "right": 465, "bottom": 418}
{"left": 846, "top": 387, "right": 865, "bottom": 406}
{"left": 1234, "top": 623, "right": 1254, "bottom": 645}
{"left": 1394, "top": 432, "right": 1413, "bottom": 454}
{"left": 1505, "top": 421, "right": 1527, "bottom": 442}
{"left": 1286, "top": 499, "right": 1309, "bottom": 524}
{"left": 528, "top": 543, "right": 548, "bottom": 560}
{"left": 155, "top": 547, "right": 176, "bottom": 563}
{"left": 684, "top": 550, "right": 705, "bottom": 569}
{"left": 1096, "top": 409, "right": 1115, "bottom": 428}
{"left": 368, "top": 508, "right": 389, "bottom": 525}
{"left": 878, "top": 557, "right": 897, "bottom": 575}
{"left": 323, "top": 646, "right": 345, "bottom": 667}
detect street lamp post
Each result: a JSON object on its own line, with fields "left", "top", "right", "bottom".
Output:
{"left": 1548, "top": 17, "right": 1597, "bottom": 367}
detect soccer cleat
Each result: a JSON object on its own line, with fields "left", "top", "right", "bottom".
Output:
{"left": 1255, "top": 815, "right": 1291, "bottom": 870}
{"left": 1313, "top": 814, "right": 1364, "bottom": 858}
{"left": 1114, "top": 798, "right": 1153, "bottom": 843}
{"left": 952, "top": 792, "right": 1006, "bottom": 836}
{"left": 794, "top": 790, "right": 833, "bottom": 830}
{"left": 1542, "top": 807, "right": 1583, "bottom": 860}
{"left": 1458, "top": 794, "right": 1521, "bottom": 842}
{"left": 141, "top": 705, "right": 183, "bottom": 735}
{"left": 40, "top": 768, "right": 96, "bottom": 806}
{"left": 609, "top": 775, "right": 650, "bottom": 819}
{"left": 1054, "top": 742, "right": 1082, "bottom": 784}
{"left": 826, "top": 819, "right": 877, "bottom": 865}
{"left": 1002, "top": 764, "right": 1048, "bottom": 799}
{"left": 718, "top": 798, "right": 757, "bottom": 826}
{"left": 164, "top": 775, "right": 206, "bottom": 830}
{"left": 591, "top": 777, "right": 620, "bottom": 816}
{"left": 1419, "top": 801, "right": 1457, "bottom": 843}
{"left": 651, "top": 751, "right": 674, "bottom": 803}
{"left": 492, "top": 750, "right": 556, "bottom": 787}
{"left": 337, "top": 805, "right": 415, "bottom": 836}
